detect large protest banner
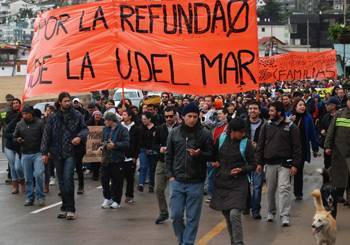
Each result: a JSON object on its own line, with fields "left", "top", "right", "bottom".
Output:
{"left": 23, "top": 0, "right": 260, "bottom": 101}
{"left": 259, "top": 50, "right": 337, "bottom": 83}
{"left": 83, "top": 126, "right": 103, "bottom": 163}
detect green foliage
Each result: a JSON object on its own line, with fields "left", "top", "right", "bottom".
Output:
{"left": 257, "top": 0, "right": 282, "bottom": 22}
{"left": 328, "top": 23, "right": 350, "bottom": 40}
{"left": 18, "top": 8, "right": 34, "bottom": 18}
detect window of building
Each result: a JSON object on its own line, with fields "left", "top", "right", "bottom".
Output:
{"left": 335, "top": 0, "right": 339, "bottom": 3}
{"left": 285, "top": 33, "right": 289, "bottom": 37}
{"left": 262, "top": 27, "right": 265, "bottom": 32}
{"left": 290, "top": 24, "right": 297, "bottom": 33}
{"left": 291, "top": 39, "right": 301, "bottom": 45}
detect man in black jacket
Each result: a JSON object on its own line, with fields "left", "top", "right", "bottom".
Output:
{"left": 303, "top": 89, "right": 316, "bottom": 115}
{"left": 72, "top": 97, "right": 88, "bottom": 194}
{"left": 165, "top": 102, "right": 214, "bottom": 245}
{"left": 338, "top": 88, "right": 348, "bottom": 109}
{"left": 5, "top": 98, "right": 21, "bottom": 124}
{"left": 320, "top": 97, "right": 340, "bottom": 169}
{"left": 153, "top": 106, "right": 179, "bottom": 225}
{"left": 13, "top": 105, "right": 45, "bottom": 206}
{"left": 243, "top": 101, "right": 266, "bottom": 219}
{"left": 121, "top": 110, "right": 141, "bottom": 203}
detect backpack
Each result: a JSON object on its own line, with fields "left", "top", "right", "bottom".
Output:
{"left": 218, "top": 133, "right": 251, "bottom": 182}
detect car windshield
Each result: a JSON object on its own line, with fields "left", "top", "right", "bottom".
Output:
{"left": 113, "top": 92, "right": 137, "bottom": 101}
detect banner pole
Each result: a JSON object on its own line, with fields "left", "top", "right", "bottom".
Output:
{"left": 122, "top": 81, "right": 125, "bottom": 106}
{"left": 256, "top": 88, "right": 260, "bottom": 102}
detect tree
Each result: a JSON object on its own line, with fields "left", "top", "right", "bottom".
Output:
{"left": 18, "top": 8, "right": 34, "bottom": 18}
{"left": 257, "top": 0, "right": 282, "bottom": 22}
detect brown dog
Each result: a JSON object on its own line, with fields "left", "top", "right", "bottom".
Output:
{"left": 311, "top": 190, "right": 337, "bottom": 245}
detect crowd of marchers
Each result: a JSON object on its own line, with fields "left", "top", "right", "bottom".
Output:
{"left": 0, "top": 77, "right": 349, "bottom": 245}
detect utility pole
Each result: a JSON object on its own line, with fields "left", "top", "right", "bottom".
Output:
{"left": 344, "top": 2, "right": 347, "bottom": 77}
{"left": 298, "top": 0, "right": 310, "bottom": 52}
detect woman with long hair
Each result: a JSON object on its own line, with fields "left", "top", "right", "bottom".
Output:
{"left": 3, "top": 112, "right": 25, "bottom": 194}
{"left": 86, "top": 111, "right": 104, "bottom": 181}
{"left": 288, "top": 98, "right": 319, "bottom": 200}
{"left": 137, "top": 112, "right": 158, "bottom": 193}
{"left": 210, "top": 117, "right": 257, "bottom": 245}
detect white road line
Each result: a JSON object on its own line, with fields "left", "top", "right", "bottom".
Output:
{"left": 97, "top": 186, "right": 102, "bottom": 189}
{"left": 31, "top": 201, "right": 62, "bottom": 214}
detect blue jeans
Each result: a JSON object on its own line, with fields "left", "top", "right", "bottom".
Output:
{"left": 169, "top": 180, "right": 204, "bottom": 245}
{"left": 138, "top": 149, "right": 158, "bottom": 188}
{"left": 207, "top": 162, "right": 215, "bottom": 196}
{"left": 5, "top": 148, "right": 24, "bottom": 180}
{"left": 251, "top": 169, "right": 264, "bottom": 214}
{"left": 54, "top": 156, "right": 76, "bottom": 213}
{"left": 22, "top": 153, "right": 45, "bottom": 202}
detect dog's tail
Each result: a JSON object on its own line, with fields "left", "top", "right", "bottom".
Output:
{"left": 311, "top": 189, "right": 326, "bottom": 212}
{"left": 317, "top": 168, "right": 331, "bottom": 183}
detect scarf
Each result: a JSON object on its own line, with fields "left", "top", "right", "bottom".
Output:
{"left": 217, "top": 119, "right": 227, "bottom": 128}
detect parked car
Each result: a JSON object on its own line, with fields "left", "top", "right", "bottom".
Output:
{"left": 113, "top": 89, "right": 162, "bottom": 106}
{"left": 33, "top": 102, "right": 55, "bottom": 117}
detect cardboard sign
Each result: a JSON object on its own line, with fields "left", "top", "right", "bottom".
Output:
{"left": 23, "top": 0, "right": 259, "bottom": 101}
{"left": 259, "top": 50, "right": 337, "bottom": 83}
{"left": 83, "top": 126, "right": 103, "bottom": 163}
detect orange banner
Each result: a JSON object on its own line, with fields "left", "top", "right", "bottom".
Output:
{"left": 23, "top": 0, "right": 259, "bottom": 101}
{"left": 259, "top": 50, "right": 337, "bottom": 83}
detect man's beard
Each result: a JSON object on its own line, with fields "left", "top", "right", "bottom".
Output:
{"left": 271, "top": 114, "right": 279, "bottom": 122}
{"left": 61, "top": 105, "right": 69, "bottom": 111}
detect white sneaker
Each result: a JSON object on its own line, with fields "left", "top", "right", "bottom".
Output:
{"left": 101, "top": 199, "right": 113, "bottom": 209}
{"left": 267, "top": 214, "right": 275, "bottom": 222}
{"left": 110, "top": 202, "right": 120, "bottom": 209}
{"left": 85, "top": 170, "right": 91, "bottom": 175}
{"left": 49, "top": 177, "right": 55, "bottom": 186}
{"left": 282, "top": 218, "right": 290, "bottom": 227}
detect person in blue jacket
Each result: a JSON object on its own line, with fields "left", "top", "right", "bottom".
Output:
{"left": 286, "top": 98, "right": 319, "bottom": 200}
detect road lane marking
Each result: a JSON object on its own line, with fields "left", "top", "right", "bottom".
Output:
{"left": 97, "top": 186, "right": 102, "bottom": 189}
{"left": 196, "top": 185, "right": 267, "bottom": 245}
{"left": 31, "top": 202, "right": 62, "bottom": 214}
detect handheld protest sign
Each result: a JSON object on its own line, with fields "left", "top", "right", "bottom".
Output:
{"left": 24, "top": 0, "right": 260, "bottom": 101}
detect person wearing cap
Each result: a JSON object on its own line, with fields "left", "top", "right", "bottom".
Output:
{"left": 13, "top": 105, "right": 46, "bottom": 206}
{"left": 324, "top": 94, "right": 350, "bottom": 205}
{"left": 72, "top": 98, "right": 89, "bottom": 122}
{"left": 0, "top": 94, "right": 14, "bottom": 183}
{"left": 302, "top": 89, "right": 316, "bottom": 116}
{"left": 72, "top": 97, "right": 89, "bottom": 194}
{"left": 98, "top": 112, "right": 129, "bottom": 209}
{"left": 165, "top": 102, "right": 214, "bottom": 245}
{"left": 41, "top": 92, "right": 89, "bottom": 220}
{"left": 320, "top": 97, "right": 340, "bottom": 170}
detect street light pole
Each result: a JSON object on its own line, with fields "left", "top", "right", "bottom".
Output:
{"left": 344, "top": 2, "right": 347, "bottom": 77}
{"left": 298, "top": 0, "right": 310, "bottom": 52}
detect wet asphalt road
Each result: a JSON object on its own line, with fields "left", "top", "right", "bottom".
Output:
{"left": 0, "top": 140, "right": 349, "bottom": 245}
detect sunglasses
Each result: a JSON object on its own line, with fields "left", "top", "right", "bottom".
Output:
{"left": 162, "top": 96, "right": 168, "bottom": 98}
{"left": 164, "top": 115, "right": 174, "bottom": 118}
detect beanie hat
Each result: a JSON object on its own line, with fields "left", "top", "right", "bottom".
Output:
{"left": 104, "top": 112, "right": 117, "bottom": 122}
{"left": 22, "top": 104, "right": 34, "bottom": 114}
{"left": 182, "top": 102, "right": 199, "bottom": 116}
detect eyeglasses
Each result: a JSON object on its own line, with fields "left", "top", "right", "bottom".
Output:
{"left": 141, "top": 118, "right": 148, "bottom": 121}
{"left": 164, "top": 115, "right": 174, "bottom": 118}
{"left": 162, "top": 96, "right": 168, "bottom": 98}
